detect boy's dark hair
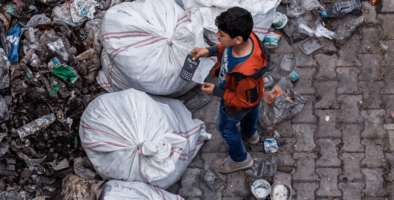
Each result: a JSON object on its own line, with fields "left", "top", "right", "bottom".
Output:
{"left": 215, "top": 7, "right": 253, "bottom": 42}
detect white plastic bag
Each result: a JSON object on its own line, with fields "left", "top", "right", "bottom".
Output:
{"left": 79, "top": 89, "right": 211, "bottom": 189}
{"left": 100, "top": 180, "right": 184, "bottom": 200}
{"left": 183, "top": 0, "right": 280, "bottom": 44}
{"left": 98, "top": 0, "right": 215, "bottom": 97}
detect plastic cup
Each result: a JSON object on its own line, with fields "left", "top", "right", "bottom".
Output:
{"left": 251, "top": 179, "right": 271, "bottom": 200}
{"left": 263, "top": 32, "right": 282, "bottom": 49}
{"left": 273, "top": 12, "right": 288, "bottom": 29}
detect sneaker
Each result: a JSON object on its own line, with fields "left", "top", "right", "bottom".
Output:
{"left": 214, "top": 153, "right": 254, "bottom": 174}
{"left": 237, "top": 124, "right": 260, "bottom": 145}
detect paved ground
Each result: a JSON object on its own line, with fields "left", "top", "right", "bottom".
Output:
{"left": 170, "top": 1, "right": 394, "bottom": 199}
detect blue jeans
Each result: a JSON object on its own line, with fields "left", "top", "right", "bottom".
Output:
{"left": 216, "top": 99, "right": 259, "bottom": 162}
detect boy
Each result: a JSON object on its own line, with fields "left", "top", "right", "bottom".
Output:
{"left": 190, "top": 7, "right": 270, "bottom": 173}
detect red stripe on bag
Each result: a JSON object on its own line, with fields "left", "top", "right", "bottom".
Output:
{"left": 135, "top": 37, "right": 167, "bottom": 48}
{"left": 102, "top": 31, "right": 147, "bottom": 37}
{"left": 81, "top": 121, "right": 130, "bottom": 142}
{"left": 103, "top": 34, "right": 149, "bottom": 41}
{"left": 111, "top": 36, "right": 163, "bottom": 59}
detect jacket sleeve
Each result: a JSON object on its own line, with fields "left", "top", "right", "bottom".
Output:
{"left": 211, "top": 44, "right": 225, "bottom": 78}
{"left": 223, "top": 78, "right": 260, "bottom": 109}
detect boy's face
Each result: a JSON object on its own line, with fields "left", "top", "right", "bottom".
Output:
{"left": 215, "top": 29, "right": 243, "bottom": 47}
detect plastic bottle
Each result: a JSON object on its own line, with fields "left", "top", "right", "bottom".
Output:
{"left": 317, "top": 0, "right": 362, "bottom": 19}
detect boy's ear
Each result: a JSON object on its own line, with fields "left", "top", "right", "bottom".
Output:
{"left": 235, "top": 36, "right": 243, "bottom": 45}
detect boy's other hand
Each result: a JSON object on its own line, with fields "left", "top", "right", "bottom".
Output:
{"left": 191, "top": 48, "right": 209, "bottom": 61}
{"left": 201, "top": 82, "right": 214, "bottom": 95}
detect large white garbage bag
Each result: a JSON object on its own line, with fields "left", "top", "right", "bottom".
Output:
{"left": 100, "top": 180, "right": 185, "bottom": 200}
{"left": 183, "top": 0, "right": 280, "bottom": 44}
{"left": 98, "top": 0, "right": 215, "bottom": 97}
{"left": 79, "top": 89, "right": 211, "bottom": 189}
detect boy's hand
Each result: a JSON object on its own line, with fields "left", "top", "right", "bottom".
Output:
{"left": 201, "top": 82, "right": 215, "bottom": 95}
{"left": 191, "top": 48, "right": 209, "bottom": 61}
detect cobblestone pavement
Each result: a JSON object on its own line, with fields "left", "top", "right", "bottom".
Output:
{"left": 171, "top": 1, "right": 394, "bottom": 199}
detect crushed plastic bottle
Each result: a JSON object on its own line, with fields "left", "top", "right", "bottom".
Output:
{"left": 317, "top": 0, "right": 362, "bottom": 19}
{"left": 15, "top": 113, "right": 56, "bottom": 138}
{"left": 332, "top": 16, "right": 364, "bottom": 44}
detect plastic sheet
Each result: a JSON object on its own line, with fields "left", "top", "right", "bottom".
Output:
{"left": 73, "top": 157, "right": 97, "bottom": 180}
{"left": 302, "top": 0, "right": 323, "bottom": 11}
{"left": 70, "top": 0, "right": 98, "bottom": 23}
{"left": 26, "top": 14, "right": 51, "bottom": 28}
{"left": 0, "top": 188, "right": 23, "bottom": 200}
{"left": 259, "top": 76, "right": 307, "bottom": 131}
{"left": 287, "top": 0, "right": 306, "bottom": 18}
{"left": 200, "top": 165, "right": 224, "bottom": 191}
{"left": 100, "top": 180, "right": 184, "bottom": 200}
{"left": 246, "top": 155, "right": 283, "bottom": 178}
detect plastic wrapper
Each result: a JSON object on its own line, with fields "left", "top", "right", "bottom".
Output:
{"left": 5, "top": 3, "right": 21, "bottom": 18}
{"left": 302, "top": 0, "right": 323, "bottom": 11}
{"left": 200, "top": 165, "right": 224, "bottom": 191}
{"left": 287, "top": 0, "right": 306, "bottom": 18}
{"left": 15, "top": 113, "right": 56, "bottom": 138}
{"left": 332, "top": 16, "right": 364, "bottom": 45}
{"left": 52, "top": 3, "right": 74, "bottom": 26}
{"left": 246, "top": 155, "right": 283, "bottom": 178}
{"left": 70, "top": 0, "right": 98, "bottom": 23}
{"left": 318, "top": 0, "right": 362, "bottom": 19}
{"left": 26, "top": 14, "right": 51, "bottom": 28}
{"left": 16, "top": 151, "right": 46, "bottom": 173}
{"left": 84, "top": 19, "right": 102, "bottom": 35}
{"left": 259, "top": 76, "right": 307, "bottom": 131}
{"left": 314, "top": 23, "right": 334, "bottom": 39}
{"left": 76, "top": 48, "right": 95, "bottom": 60}
{"left": 6, "top": 24, "right": 22, "bottom": 64}
{"left": 73, "top": 157, "right": 97, "bottom": 180}
{"left": 47, "top": 38, "right": 76, "bottom": 64}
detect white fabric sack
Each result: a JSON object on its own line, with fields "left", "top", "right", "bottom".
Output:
{"left": 98, "top": 0, "right": 215, "bottom": 97}
{"left": 79, "top": 89, "right": 211, "bottom": 189}
{"left": 183, "top": 0, "right": 280, "bottom": 44}
{"left": 100, "top": 180, "right": 184, "bottom": 200}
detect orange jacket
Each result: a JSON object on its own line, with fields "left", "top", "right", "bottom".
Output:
{"left": 211, "top": 32, "right": 270, "bottom": 117}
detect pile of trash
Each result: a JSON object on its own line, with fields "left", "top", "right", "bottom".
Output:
{"left": 0, "top": 0, "right": 373, "bottom": 198}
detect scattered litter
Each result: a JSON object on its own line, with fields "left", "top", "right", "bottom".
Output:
{"left": 273, "top": 12, "right": 288, "bottom": 29}
{"left": 246, "top": 155, "right": 283, "bottom": 177}
{"left": 264, "top": 31, "right": 282, "bottom": 49}
{"left": 271, "top": 183, "right": 292, "bottom": 200}
{"left": 251, "top": 179, "right": 271, "bottom": 199}
{"left": 332, "top": 16, "right": 364, "bottom": 44}
{"left": 289, "top": 70, "right": 299, "bottom": 82}
{"left": 263, "top": 72, "right": 275, "bottom": 88}
{"left": 73, "top": 157, "right": 97, "bottom": 180}
{"left": 200, "top": 165, "right": 225, "bottom": 191}
{"left": 280, "top": 55, "right": 297, "bottom": 73}
{"left": 325, "top": 115, "right": 330, "bottom": 121}
{"left": 299, "top": 37, "right": 324, "bottom": 55}
{"left": 380, "top": 41, "right": 388, "bottom": 51}
{"left": 53, "top": 158, "right": 70, "bottom": 171}
{"left": 15, "top": 113, "right": 56, "bottom": 138}
{"left": 264, "top": 138, "right": 279, "bottom": 153}
{"left": 316, "top": 0, "right": 362, "bottom": 19}
{"left": 259, "top": 76, "right": 307, "bottom": 130}
{"left": 370, "top": 0, "right": 381, "bottom": 4}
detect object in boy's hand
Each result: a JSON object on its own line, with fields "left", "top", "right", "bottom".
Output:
{"left": 180, "top": 54, "right": 200, "bottom": 82}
